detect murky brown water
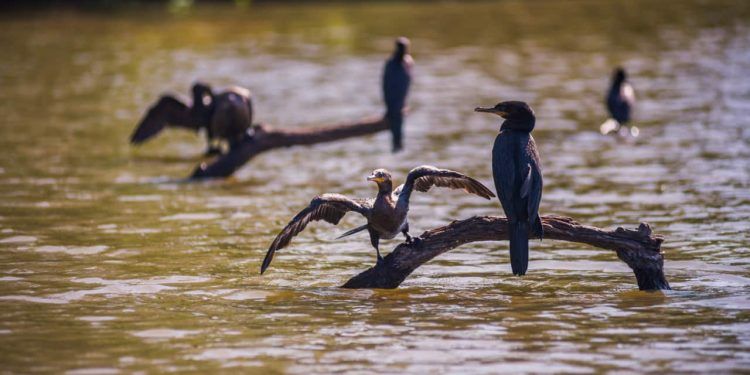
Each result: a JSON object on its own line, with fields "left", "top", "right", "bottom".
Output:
{"left": 1, "top": 1, "right": 749, "bottom": 373}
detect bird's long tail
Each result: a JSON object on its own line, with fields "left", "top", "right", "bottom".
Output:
{"left": 509, "top": 221, "right": 529, "bottom": 276}
{"left": 336, "top": 224, "right": 368, "bottom": 239}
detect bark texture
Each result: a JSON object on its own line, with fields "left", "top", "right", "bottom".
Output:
{"left": 191, "top": 116, "right": 389, "bottom": 179}
{"left": 342, "top": 215, "right": 669, "bottom": 291}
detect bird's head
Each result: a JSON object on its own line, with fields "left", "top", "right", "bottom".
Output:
{"left": 474, "top": 101, "right": 536, "bottom": 132}
{"left": 367, "top": 169, "right": 393, "bottom": 192}
{"left": 394, "top": 37, "right": 410, "bottom": 58}
{"left": 613, "top": 67, "right": 627, "bottom": 83}
{"left": 191, "top": 82, "right": 214, "bottom": 107}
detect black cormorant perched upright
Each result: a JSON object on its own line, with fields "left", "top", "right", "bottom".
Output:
{"left": 130, "top": 83, "right": 253, "bottom": 155}
{"left": 602, "top": 67, "right": 637, "bottom": 136}
{"left": 475, "top": 101, "right": 543, "bottom": 276}
{"left": 260, "top": 166, "right": 495, "bottom": 274}
{"left": 383, "top": 37, "right": 413, "bottom": 152}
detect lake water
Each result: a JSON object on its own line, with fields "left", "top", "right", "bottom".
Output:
{"left": 0, "top": 1, "right": 749, "bottom": 373}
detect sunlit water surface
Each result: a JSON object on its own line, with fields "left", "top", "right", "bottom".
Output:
{"left": 1, "top": 1, "right": 749, "bottom": 373}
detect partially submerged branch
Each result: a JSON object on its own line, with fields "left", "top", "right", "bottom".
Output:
{"left": 191, "top": 116, "right": 389, "bottom": 179}
{"left": 342, "top": 215, "right": 669, "bottom": 291}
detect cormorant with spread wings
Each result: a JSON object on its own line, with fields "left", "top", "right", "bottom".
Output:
{"left": 130, "top": 82, "right": 253, "bottom": 155}
{"left": 260, "top": 166, "right": 495, "bottom": 274}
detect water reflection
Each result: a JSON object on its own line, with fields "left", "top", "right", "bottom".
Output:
{"left": 0, "top": 0, "right": 749, "bottom": 373}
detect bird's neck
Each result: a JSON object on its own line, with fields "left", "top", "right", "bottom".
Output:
{"left": 612, "top": 76, "right": 626, "bottom": 90}
{"left": 193, "top": 96, "right": 209, "bottom": 112}
{"left": 376, "top": 181, "right": 393, "bottom": 196}
{"left": 610, "top": 81, "right": 623, "bottom": 93}
{"left": 501, "top": 118, "right": 535, "bottom": 132}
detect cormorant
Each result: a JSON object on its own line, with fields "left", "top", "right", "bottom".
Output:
{"left": 383, "top": 37, "right": 413, "bottom": 152}
{"left": 602, "top": 67, "right": 637, "bottom": 136}
{"left": 130, "top": 82, "right": 253, "bottom": 155}
{"left": 475, "top": 101, "right": 543, "bottom": 276}
{"left": 260, "top": 166, "right": 495, "bottom": 274}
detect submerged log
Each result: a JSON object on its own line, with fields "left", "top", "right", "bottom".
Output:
{"left": 191, "top": 116, "right": 389, "bottom": 179}
{"left": 342, "top": 215, "right": 669, "bottom": 291}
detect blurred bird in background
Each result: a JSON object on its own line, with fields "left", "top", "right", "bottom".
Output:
{"left": 601, "top": 67, "right": 638, "bottom": 137}
{"left": 383, "top": 37, "right": 413, "bottom": 152}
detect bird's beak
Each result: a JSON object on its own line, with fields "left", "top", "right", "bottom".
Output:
{"left": 474, "top": 107, "right": 507, "bottom": 116}
{"left": 367, "top": 175, "right": 382, "bottom": 182}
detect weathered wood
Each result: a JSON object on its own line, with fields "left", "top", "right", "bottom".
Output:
{"left": 342, "top": 215, "right": 669, "bottom": 291}
{"left": 191, "top": 116, "right": 389, "bottom": 179}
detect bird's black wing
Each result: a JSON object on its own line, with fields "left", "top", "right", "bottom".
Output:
{"left": 383, "top": 58, "right": 412, "bottom": 113}
{"left": 396, "top": 165, "right": 495, "bottom": 209}
{"left": 492, "top": 132, "right": 518, "bottom": 220}
{"left": 606, "top": 81, "right": 635, "bottom": 124}
{"left": 130, "top": 95, "right": 195, "bottom": 144}
{"left": 261, "top": 194, "right": 371, "bottom": 274}
{"left": 524, "top": 135, "right": 543, "bottom": 236}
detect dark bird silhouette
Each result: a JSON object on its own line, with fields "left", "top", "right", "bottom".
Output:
{"left": 383, "top": 37, "right": 413, "bottom": 152}
{"left": 130, "top": 83, "right": 253, "bottom": 155}
{"left": 475, "top": 101, "right": 543, "bottom": 276}
{"left": 602, "top": 67, "right": 637, "bottom": 136}
{"left": 260, "top": 166, "right": 495, "bottom": 274}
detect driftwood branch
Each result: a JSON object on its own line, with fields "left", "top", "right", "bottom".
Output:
{"left": 342, "top": 215, "right": 669, "bottom": 291}
{"left": 191, "top": 116, "right": 389, "bottom": 179}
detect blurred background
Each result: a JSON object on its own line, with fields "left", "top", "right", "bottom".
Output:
{"left": 0, "top": 0, "right": 749, "bottom": 373}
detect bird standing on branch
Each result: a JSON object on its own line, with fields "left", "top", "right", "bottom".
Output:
{"left": 260, "top": 166, "right": 495, "bottom": 274}
{"left": 475, "top": 101, "right": 543, "bottom": 276}
{"left": 130, "top": 82, "right": 253, "bottom": 155}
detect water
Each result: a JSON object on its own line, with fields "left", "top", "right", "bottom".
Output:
{"left": 1, "top": 1, "right": 749, "bottom": 372}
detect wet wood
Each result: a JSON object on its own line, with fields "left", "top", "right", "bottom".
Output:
{"left": 342, "top": 215, "right": 669, "bottom": 291}
{"left": 191, "top": 116, "right": 389, "bottom": 179}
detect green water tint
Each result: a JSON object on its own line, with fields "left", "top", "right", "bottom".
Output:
{"left": 1, "top": 1, "right": 749, "bottom": 372}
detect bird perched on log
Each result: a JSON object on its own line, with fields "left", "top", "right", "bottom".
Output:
{"left": 130, "top": 82, "right": 253, "bottom": 155}
{"left": 260, "top": 166, "right": 495, "bottom": 274}
{"left": 601, "top": 67, "right": 638, "bottom": 137}
{"left": 383, "top": 37, "right": 413, "bottom": 152}
{"left": 475, "top": 101, "right": 543, "bottom": 276}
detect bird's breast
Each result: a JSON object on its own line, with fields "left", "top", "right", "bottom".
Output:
{"left": 369, "top": 203, "right": 405, "bottom": 236}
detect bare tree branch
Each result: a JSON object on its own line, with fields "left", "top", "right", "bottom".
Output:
{"left": 191, "top": 116, "right": 389, "bottom": 179}
{"left": 342, "top": 215, "right": 669, "bottom": 291}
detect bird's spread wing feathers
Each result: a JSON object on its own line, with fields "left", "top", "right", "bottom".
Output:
{"left": 397, "top": 165, "right": 495, "bottom": 207}
{"left": 261, "top": 194, "right": 371, "bottom": 274}
{"left": 130, "top": 95, "right": 193, "bottom": 144}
